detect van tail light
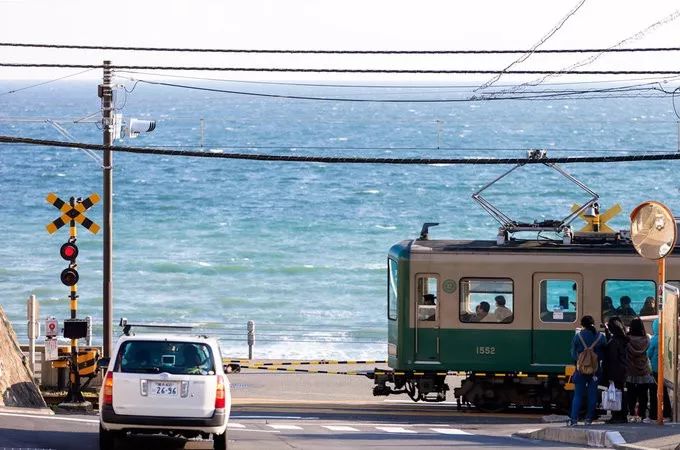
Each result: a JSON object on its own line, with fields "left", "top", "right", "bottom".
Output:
{"left": 103, "top": 371, "right": 114, "bottom": 405}
{"left": 215, "top": 375, "right": 225, "bottom": 409}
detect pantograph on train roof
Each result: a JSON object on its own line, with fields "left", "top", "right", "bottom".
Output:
{"left": 472, "top": 149, "right": 611, "bottom": 245}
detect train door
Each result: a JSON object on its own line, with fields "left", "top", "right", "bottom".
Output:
{"left": 414, "top": 274, "right": 440, "bottom": 362}
{"left": 531, "top": 273, "right": 583, "bottom": 366}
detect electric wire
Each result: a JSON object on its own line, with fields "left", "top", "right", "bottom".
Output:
{"left": 3, "top": 135, "right": 680, "bottom": 164}
{"left": 2, "top": 63, "right": 680, "bottom": 75}
{"left": 494, "top": 9, "right": 680, "bottom": 97}
{"left": 118, "top": 78, "right": 675, "bottom": 103}
{"left": 476, "top": 0, "right": 587, "bottom": 91}
{"left": 2, "top": 41, "right": 680, "bottom": 54}
{"left": 112, "top": 69, "right": 680, "bottom": 89}
{"left": 0, "top": 68, "right": 94, "bottom": 96}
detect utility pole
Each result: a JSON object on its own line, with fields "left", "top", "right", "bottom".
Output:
{"left": 99, "top": 60, "right": 114, "bottom": 358}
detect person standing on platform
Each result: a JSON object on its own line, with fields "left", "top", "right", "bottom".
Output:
{"left": 568, "top": 315, "right": 606, "bottom": 426}
{"left": 625, "top": 318, "right": 655, "bottom": 423}
{"left": 648, "top": 318, "right": 673, "bottom": 421}
{"left": 602, "top": 316, "right": 629, "bottom": 423}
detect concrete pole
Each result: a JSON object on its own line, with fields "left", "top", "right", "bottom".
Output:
{"left": 27, "top": 294, "right": 38, "bottom": 379}
{"left": 101, "top": 60, "right": 114, "bottom": 358}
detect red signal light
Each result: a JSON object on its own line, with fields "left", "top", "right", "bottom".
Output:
{"left": 60, "top": 242, "right": 79, "bottom": 261}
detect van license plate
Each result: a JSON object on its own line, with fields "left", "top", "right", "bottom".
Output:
{"left": 150, "top": 381, "right": 178, "bottom": 397}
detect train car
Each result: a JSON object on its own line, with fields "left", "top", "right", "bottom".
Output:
{"left": 372, "top": 227, "right": 677, "bottom": 411}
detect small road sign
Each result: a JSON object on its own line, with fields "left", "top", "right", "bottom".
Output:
{"left": 45, "top": 317, "right": 58, "bottom": 338}
{"left": 45, "top": 193, "right": 101, "bottom": 234}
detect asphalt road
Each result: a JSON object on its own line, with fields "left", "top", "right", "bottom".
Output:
{"left": 0, "top": 404, "right": 593, "bottom": 450}
{"left": 0, "top": 368, "right": 592, "bottom": 449}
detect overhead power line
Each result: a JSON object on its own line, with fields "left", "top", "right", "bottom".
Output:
{"left": 1, "top": 63, "right": 679, "bottom": 75}
{"left": 112, "top": 69, "right": 680, "bottom": 89}
{"left": 0, "top": 68, "right": 95, "bottom": 96}
{"left": 123, "top": 78, "right": 673, "bottom": 102}
{"left": 2, "top": 135, "right": 680, "bottom": 165}
{"left": 493, "top": 9, "right": 680, "bottom": 97}
{"left": 1, "top": 42, "right": 680, "bottom": 54}
{"left": 476, "top": 0, "right": 587, "bottom": 91}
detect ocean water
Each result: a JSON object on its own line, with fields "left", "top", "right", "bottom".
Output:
{"left": 0, "top": 80, "right": 679, "bottom": 359}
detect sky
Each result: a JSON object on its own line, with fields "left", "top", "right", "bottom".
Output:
{"left": 0, "top": 0, "right": 679, "bottom": 82}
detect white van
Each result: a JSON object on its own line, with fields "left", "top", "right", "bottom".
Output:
{"left": 98, "top": 332, "right": 231, "bottom": 449}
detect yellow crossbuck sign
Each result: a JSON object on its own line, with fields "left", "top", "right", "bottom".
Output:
{"left": 571, "top": 203, "right": 622, "bottom": 233}
{"left": 46, "top": 193, "right": 101, "bottom": 234}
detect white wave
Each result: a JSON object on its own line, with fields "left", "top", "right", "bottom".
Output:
{"left": 374, "top": 225, "right": 396, "bottom": 230}
{"left": 219, "top": 340, "right": 385, "bottom": 361}
{"left": 362, "top": 189, "right": 380, "bottom": 194}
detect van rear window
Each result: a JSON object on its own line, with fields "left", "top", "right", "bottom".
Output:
{"left": 115, "top": 341, "right": 215, "bottom": 375}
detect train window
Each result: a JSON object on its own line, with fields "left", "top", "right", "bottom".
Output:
{"left": 459, "top": 278, "right": 514, "bottom": 323}
{"left": 539, "top": 279, "right": 577, "bottom": 323}
{"left": 388, "top": 258, "right": 398, "bottom": 321}
{"left": 603, "top": 280, "right": 655, "bottom": 325}
{"left": 416, "top": 276, "right": 438, "bottom": 321}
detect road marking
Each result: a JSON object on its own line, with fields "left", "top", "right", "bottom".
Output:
{"left": 229, "top": 428, "right": 281, "bottom": 434}
{"left": 375, "top": 426, "right": 416, "bottom": 433}
{"left": 430, "top": 428, "right": 472, "bottom": 435}
{"left": 232, "top": 415, "right": 314, "bottom": 420}
{"left": 0, "top": 412, "right": 98, "bottom": 424}
{"left": 322, "top": 425, "right": 360, "bottom": 432}
{"left": 227, "top": 423, "right": 245, "bottom": 428}
{"left": 267, "top": 424, "right": 303, "bottom": 430}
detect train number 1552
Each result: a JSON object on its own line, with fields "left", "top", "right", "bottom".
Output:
{"left": 475, "top": 346, "right": 496, "bottom": 355}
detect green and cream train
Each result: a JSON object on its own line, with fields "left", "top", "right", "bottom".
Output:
{"left": 372, "top": 228, "right": 677, "bottom": 411}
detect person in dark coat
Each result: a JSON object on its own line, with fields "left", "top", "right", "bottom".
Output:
{"left": 601, "top": 316, "right": 628, "bottom": 423}
{"left": 626, "top": 318, "right": 655, "bottom": 422}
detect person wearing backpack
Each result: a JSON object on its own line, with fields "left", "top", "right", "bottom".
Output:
{"left": 568, "top": 315, "right": 606, "bottom": 426}
{"left": 625, "top": 317, "right": 654, "bottom": 423}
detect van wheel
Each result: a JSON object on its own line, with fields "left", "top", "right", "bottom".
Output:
{"left": 214, "top": 430, "right": 228, "bottom": 450}
{"left": 99, "top": 424, "right": 117, "bottom": 450}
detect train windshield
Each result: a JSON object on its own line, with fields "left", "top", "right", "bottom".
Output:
{"left": 387, "top": 258, "right": 398, "bottom": 320}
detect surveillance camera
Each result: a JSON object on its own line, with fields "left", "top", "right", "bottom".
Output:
{"left": 127, "top": 118, "right": 156, "bottom": 138}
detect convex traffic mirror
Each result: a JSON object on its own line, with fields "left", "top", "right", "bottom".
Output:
{"left": 630, "top": 201, "right": 676, "bottom": 260}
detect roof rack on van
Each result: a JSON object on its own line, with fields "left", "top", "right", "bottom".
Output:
{"left": 119, "top": 317, "right": 194, "bottom": 336}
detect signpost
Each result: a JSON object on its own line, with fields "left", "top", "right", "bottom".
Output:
{"left": 630, "top": 201, "right": 677, "bottom": 425}
{"left": 662, "top": 285, "right": 679, "bottom": 422}
{"left": 46, "top": 192, "right": 100, "bottom": 407}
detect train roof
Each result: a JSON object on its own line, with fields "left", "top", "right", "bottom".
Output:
{"left": 391, "top": 231, "right": 680, "bottom": 257}
{"left": 409, "top": 238, "right": 639, "bottom": 254}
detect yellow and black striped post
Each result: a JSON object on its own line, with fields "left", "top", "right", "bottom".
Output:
{"left": 64, "top": 197, "right": 84, "bottom": 404}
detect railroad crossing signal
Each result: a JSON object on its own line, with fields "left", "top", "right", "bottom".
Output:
{"left": 45, "top": 192, "right": 101, "bottom": 235}
{"left": 571, "top": 203, "right": 622, "bottom": 233}
{"left": 45, "top": 193, "right": 100, "bottom": 405}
